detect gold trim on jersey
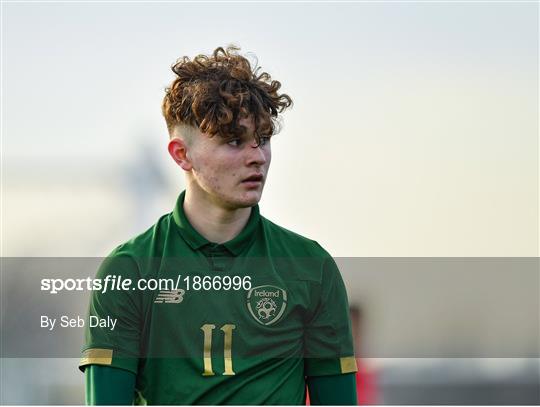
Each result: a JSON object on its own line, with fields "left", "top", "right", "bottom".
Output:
{"left": 79, "top": 348, "right": 113, "bottom": 366}
{"left": 339, "top": 356, "right": 358, "bottom": 374}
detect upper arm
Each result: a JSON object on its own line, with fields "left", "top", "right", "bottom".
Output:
{"left": 79, "top": 254, "right": 142, "bottom": 374}
{"left": 304, "top": 255, "right": 357, "bottom": 376}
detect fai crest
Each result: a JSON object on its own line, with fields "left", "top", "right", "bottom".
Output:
{"left": 246, "top": 285, "right": 287, "bottom": 326}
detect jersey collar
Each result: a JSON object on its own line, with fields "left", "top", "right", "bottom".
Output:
{"left": 172, "top": 190, "right": 260, "bottom": 256}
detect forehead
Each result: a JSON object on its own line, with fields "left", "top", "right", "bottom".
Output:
{"left": 238, "top": 117, "right": 255, "bottom": 133}
{"left": 203, "top": 117, "right": 257, "bottom": 142}
{"left": 173, "top": 117, "right": 257, "bottom": 145}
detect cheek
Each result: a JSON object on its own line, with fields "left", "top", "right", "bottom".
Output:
{"left": 196, "top": 155, "right": 236, "bottom": 185}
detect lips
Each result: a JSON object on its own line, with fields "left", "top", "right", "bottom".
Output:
{"left": 242, "top": 174, "right": 264, "bottom": 183}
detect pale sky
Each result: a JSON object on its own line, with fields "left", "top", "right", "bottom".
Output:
{"left": 2, "top": 1, "right": 538, "bottom": 257}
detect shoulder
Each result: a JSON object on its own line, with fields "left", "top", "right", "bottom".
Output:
{"left": 99, "top": 213, "right": 172, "bottom": 277}
{"left": 259, "top": 215, "right": 331, "bottom": 259}
{"left": 108, "top": 213, "right": 172, "bottom": 258}
{"left": 258, "top": 216, "right": 343, "bottom": 284}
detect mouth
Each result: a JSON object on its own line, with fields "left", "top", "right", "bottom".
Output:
{"left": 242, "top": 174, "right": 264, "bottom": 183}
{"left": 241, "top": 174, "right": 264, "bottom": 187}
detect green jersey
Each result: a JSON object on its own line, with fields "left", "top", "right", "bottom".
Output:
{"left": 80, "top": 191, "right": 357, "bottom": 404}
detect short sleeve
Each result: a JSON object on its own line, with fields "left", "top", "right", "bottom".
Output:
{"left": 304, "top": 255, "right": 357, "bottom": 376}
{"left": 79, "top": 253, "right": 141, "bottom": 375}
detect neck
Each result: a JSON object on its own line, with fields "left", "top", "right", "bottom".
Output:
{"left": 183, "top": 186, "right": 252, "bottom": 244}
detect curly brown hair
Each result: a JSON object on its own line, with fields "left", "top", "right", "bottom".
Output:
{"left": 162, "top": 46, "right": 292, "bottom": 144}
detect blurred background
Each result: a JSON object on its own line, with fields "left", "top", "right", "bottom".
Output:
{"left": 1, "top": 1, "right": 538, "bottom": 404}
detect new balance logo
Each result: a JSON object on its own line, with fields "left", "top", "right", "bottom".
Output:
{"left": 154, "top": 289, "right": 185, "bottom": 304}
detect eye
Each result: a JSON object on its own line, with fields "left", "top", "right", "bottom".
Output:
{"left": 227, "top": 138, "right": 242, "bottom": 147}
{"left": 259, "top": 136, "right": 271, "bottom": 146}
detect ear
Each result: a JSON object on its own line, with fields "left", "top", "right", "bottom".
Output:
{"left": 168, "top": 138, "right": 193, "bottom": 171}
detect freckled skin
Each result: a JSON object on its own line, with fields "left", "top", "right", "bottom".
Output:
{"left": 188, "top": 118, "right": 271, "bottom": 210}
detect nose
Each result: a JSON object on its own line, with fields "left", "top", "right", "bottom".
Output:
{"left": 245, "top": 141, "right": 268, "bottom": 166}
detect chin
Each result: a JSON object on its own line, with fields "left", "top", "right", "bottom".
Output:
{"left": 232, "top": 190, "right": 262, "bottom": 208}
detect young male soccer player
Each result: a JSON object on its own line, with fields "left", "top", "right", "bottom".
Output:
{"left": 80, "top": 46, "right": 358, "bottom": 405}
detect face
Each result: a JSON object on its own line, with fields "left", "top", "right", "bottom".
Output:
{"left": 173, "top": 118, "right": 271, "bottom": 209}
